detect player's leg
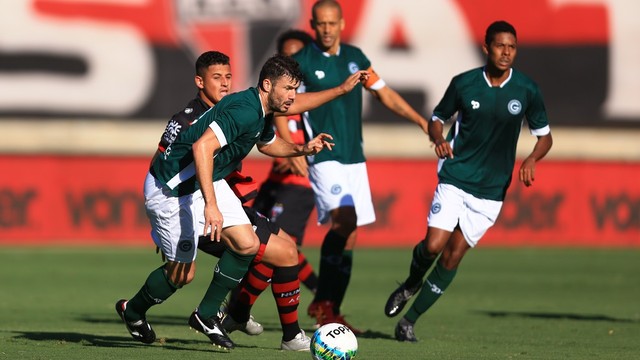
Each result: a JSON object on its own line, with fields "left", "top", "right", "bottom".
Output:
{"left": 189, "top": 180, "right": 259, "bottom": 349}
{"left": 307, "top": 162, "right": 373, "bottom": 333}
{"left": 116, "top": 172, "right": 200, "bottom": 344}
{"left": 271, "top": 183, "right": 319, "bottom": 293}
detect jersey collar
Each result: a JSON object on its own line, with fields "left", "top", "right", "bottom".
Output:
{"left": 482, "top": 67, "right": 513, "bottom": 88}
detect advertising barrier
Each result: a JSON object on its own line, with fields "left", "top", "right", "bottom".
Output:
{"left": 0, "top": 0, "right": 639, "bottom": 127}
{"left": 1, "top": 155, "right": 638, "bottom": 247}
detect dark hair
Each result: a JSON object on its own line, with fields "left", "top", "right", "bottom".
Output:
{"left": 276, "top": 29, "right": 313, "bottom": 54}
{"left": 195, "top": 51, "right": 230, "bottom": 76}
{"left": 312, "top": 0, "right": 342, "bottom": 21}
{"left": 484, "top": 21, "right": 517, "bottom": 46}
{"left": 258, "top": 54, "right": 303, "bottom": 88}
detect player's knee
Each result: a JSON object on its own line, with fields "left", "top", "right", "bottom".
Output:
{"left": 231, "top": 233, "right": 260, "bottom": 256}
{"left": 165, "top": 261, "right": 196, "bottom": 287}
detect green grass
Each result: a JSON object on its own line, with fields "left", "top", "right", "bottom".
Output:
{"left": 0, "top": 246, "right": 638, "bottom": 359}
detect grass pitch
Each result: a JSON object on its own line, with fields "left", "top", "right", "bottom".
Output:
{"left": 0, "top": 246, "right": 638, "bottom": 359}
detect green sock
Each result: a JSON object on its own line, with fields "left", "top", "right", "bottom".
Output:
{"left": 197, "top": 249, "right": 255, "bottom": 319}
{"left": 315, "top": 230, "right": 347, "bottom": 302}
{"left": 126, "top": 265, "right": 179, "bottom": 321}
{"left": 405, "top": 261, "right": 457, "bottom": 323}
{"left": 406, "top": 241, "right": 435, "bottom": 289}
{"left": 332, "top": 250, "right": 353, "bottom": 314}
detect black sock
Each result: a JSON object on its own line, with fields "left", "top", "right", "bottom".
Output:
{"left": 314, "top": 230, "right": 347, "bottom": 302}
{"left": 332, "top": 250, "right": 353, "bottom": 314}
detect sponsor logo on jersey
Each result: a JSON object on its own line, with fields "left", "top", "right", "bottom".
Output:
{"left": 508, "top": 99, "right": 522, "bottom": 115}
{"left": 184, "top": 107, "right": 193, "bottom": 114}
{"left": 431, "top": 202, "right": 441, "bottom": 214}
{"left": 348, "top": 61, "right": 360, "bottom": 74}
{"left": 471, "top": 100, "right": 480, "bottom": 109}
{"left": 315, "top": 70, "right": 325, "bottom": 79}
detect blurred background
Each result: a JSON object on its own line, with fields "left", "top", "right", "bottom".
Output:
{"left": 1, "top": 0, "right": 638, "bottom": 247}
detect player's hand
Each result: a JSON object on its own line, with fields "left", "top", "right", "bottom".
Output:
{"left": 203, "top": 203, "right": 223, "bottom": 241}
{"left": 304, "top": 133, "right": 334, "bottom": 155}
{"left": 339, "top": 71, "right": 369, "bottom": 94}
{"left": 274, "top": 156, "right": 309, "bottom": 176}
{"left": 519, "top": 157, "right": 536, "bottom": 187}
{"left": 433, "top": 139, "right": 453, "bottom": 159}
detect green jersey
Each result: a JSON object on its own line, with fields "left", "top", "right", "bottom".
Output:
{"left": 151, "top": 87, "right": 275, "bottom": 196}
{"left": 293, "top": 43, "right": 369, "bottom": 164}
{"left": 433, "top": 67, "right": 550, "bottom": 201}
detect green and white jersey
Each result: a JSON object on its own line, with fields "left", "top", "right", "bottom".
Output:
{"left": 293, "top": 43, "right": 370, "bottom": 164}
{"left": 433, "top": 67, "right": 550, "bottom": 201}
{"left": 151, "top": 87, "right": 275, "bottom": 196}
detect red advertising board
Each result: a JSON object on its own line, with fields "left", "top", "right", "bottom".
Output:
{"left": 1, "top": 156, "right": 638, "bottom": 247}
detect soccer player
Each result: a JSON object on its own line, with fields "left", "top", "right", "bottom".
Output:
{"left": 116, "top": 53, "right": 368, "bottom": 349}
{"left": 252, "top": 29, "right": 319, "bottom": 294}
{"left": 292, "top": 0, "right": 430, "bottom": 333}
{"left": 384, "top": 20, "right": 553, "bottom": 342}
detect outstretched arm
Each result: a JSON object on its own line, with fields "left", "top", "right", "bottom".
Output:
{"left": 257, "top": 133, "right": 334, "bottom": 158}
{"left": 192, "top": 128, "right": 223, "bottom": 241}
{"left": 519, "top": 133, "right": 553, "bottom": 187}
{"left": 276, "top": 71, "right": 369, "bottom": 116}
{"left": 369, "top": 85, "right": 429, "bottom": 135}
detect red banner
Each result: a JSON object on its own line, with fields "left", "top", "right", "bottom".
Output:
{"left": 1, "top": 156, "right": 638, "bottom": 247}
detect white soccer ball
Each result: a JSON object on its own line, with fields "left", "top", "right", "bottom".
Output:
{"left": 310, "top": 322, "right": 358, "bottom": 360}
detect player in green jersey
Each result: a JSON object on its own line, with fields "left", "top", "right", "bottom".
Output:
{"left": 294, "top": 0, "right": 430, "bottom": 333}
{"left": 384, "top": 20, "right": 553, "bottom": 342}
{"left": 117, "top": 53, "right": 368, "bottom": 350}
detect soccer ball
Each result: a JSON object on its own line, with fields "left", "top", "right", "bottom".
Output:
{"left": 310, "top": 323, "right": 358, "bottom": 360}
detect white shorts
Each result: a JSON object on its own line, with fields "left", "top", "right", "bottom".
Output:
{"left": 427, "top": 183, "right": 502, "bottom": 247}
{"left": 144, "top": 171, "right": 250, "bottom": 262}
{"left": 308, "top": 161, "right": 375, "bottom": 226}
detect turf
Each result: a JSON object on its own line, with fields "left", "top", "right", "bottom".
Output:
{"left": 0, "top": 246, "right": 638, "bottom": 359}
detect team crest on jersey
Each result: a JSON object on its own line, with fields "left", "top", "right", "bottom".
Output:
{"left": 348, "top": 62, "right": 360, "bottom": 74}
{"left": 331, "top": 184, "right": 342, "bottom": 195}
{"left": 184, "top": 107, "right": 193, "bottom": 114}
{"left": 178, "top": 240, "right": 193, "bottom": 252}
{"left": 315, "top": 70, "right": 325, "bottom": 79}
{"left": 431, "top": 202, "right": 441, "bottom": 214}
{"left": 507, "top": 100, "right": 522, "bottom": 115}
{"left": 471, "top": 100, "right": 480, "bottom": 109}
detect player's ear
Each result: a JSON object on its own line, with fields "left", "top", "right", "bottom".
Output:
{"left": 195, "top": 75, "right": 204, "bottom": 89}
{"left": 339, "top": 18, "right": 345, "bottom": 31}
{"left": 482, "top": 43, "right": 489, "bottom": 56}
{"left": 261, "top": 78, "right": 272, "bottom": 92}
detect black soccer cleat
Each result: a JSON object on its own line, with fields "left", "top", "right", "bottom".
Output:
{"left": 189, "top": 309, "right": 235, "bottom": 349}
{"left": 115, "top": 299, "right": 156, "bottom": 344}
{"left": 384, "top": 281, "right": 421, "bottom": 317}
{"left": 395, "top": 318, "right": 418, "bottom": 342}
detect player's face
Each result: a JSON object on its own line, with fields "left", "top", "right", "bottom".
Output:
{"left": 196, "top": 63, "right": 232, "bottom": 106}
{"left": 281, "top": 38, "right": 305, "bottom": 57}
{"left": 266, "top": 76, "right": 300, "bottom": 113}
{"left": 311, "top": 5, "right": 344, "bottom": 54}
{"left": 484, "top": 32, "right": 517, "bottom": 72}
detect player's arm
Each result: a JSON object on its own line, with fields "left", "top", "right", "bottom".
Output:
{"left": 257, "top": 133, "right": 334, "bottom": 158}
{"left": 369, "top": 85, "right": 429, "bottom": 135}
{"left": 428, "top": 118, "right": 453, "bottom": 159}
{"left": 519, "top": 132, "right": 553, "bottom": 187}
{"left": 192, "top": 128, "right": 224, "bottom": 241}
{"left": 276, "top": 71, "right": 369, "bottom": 116}
{"left": 272, "top": 115, "right": 308, "bottom": 176}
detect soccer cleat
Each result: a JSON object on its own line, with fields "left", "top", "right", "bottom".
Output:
{"left": 395, "top": 317, "right": 418, "bottom": 342}
{"left": 221, "top": 314, "right": 264, "bottom": 336}
{"left": 280, "top": 330, "right": 311, "bottom": 351}
{"left": 308, "top": 300, "right": 363, "bottom": 335}
{"left": 115, "top": 299, "right": 156, "bottom": 344}
{"left": 188, "top": 310, "right": 235, "bottom": 349}
{"left": 384, "top": 281, "right": 422, "bottom": 317}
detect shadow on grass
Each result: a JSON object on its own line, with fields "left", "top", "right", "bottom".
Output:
{"left": 11, "top": 331, "right": 258, "bottom": 352}
{"left": 477, "top": 310, "right": 638, "bottom": 323}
